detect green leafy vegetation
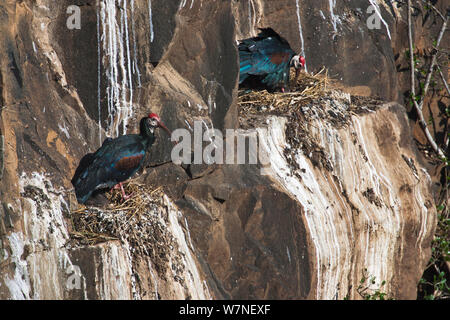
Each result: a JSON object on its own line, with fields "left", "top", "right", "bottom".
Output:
{"left": 418, "top": 194, "right": 450, "bottom": 300}
{"left": 356, "top": 269, "right": 392, "bottom": 300}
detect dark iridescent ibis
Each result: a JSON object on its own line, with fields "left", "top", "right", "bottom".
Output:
{"left": 239, "top": 28, "right": 305, "bottom": 92}
{"left": 71, "top": 113, "right": 171, "bottom": 204}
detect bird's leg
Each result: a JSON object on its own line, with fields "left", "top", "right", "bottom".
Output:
{"left": 112, "top": 182, "right": 133, "bottom": 202}
{"left": 112, "top": 183, "right": 121, "bottom": 190}
{"left": 119, "top": 183, "right": 133, "bottom": 201}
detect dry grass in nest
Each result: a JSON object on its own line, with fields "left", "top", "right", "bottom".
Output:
{"left": 69, "top": 181, "right": 186, "bottom": 285}
{"left": 69, "top": 181, "right": 165, "bottom": 246}
{"left": 238, "top": 67, "right": 332, "bottom": 114}
{"left": 105, "top": 181, "right": 164, "bottom": 217}
{"left": 237, "top": 67, "right": 351, "bottom": 173}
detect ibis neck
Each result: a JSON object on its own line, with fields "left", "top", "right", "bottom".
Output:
{"left": 141, "top": 130, "right": 156, "bottom": 149}
{"left": 139, "top": 118, "right": 156, "bottom": 142}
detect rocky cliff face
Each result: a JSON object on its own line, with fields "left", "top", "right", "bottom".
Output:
{"left": 0, "top": 0, "right": 441, "bottom": 299}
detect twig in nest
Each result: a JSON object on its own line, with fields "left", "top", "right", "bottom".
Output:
{"left": 238, "top": 69, "right": 332, "bottom": 116}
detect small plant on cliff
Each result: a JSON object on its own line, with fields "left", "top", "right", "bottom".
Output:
{"left": 356, "top": 269, "right": 392, "bottom": 300}
{"left": 418, "top": 191, "right": 450, "bottom": 300}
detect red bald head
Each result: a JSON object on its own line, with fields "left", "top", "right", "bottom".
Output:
{"left": 299, "top": 56, "right": 306, "bottom": 68}
{"left": 147, "top": 113, "right": 171, "bottom": 136}
{"left": 148, "top": 113, "right": 161, "bottom": 122}
{"left": 291, "top": 55, "right": 305, "bottom": 83}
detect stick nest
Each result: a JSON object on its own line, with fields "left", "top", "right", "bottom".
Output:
{"left": 68, "top": 182, "right": 183, "bottom": 280}
{"left": 238, "top": 67, "right": 332, "bottom": 116}
{"left": 237, "top": 67, "right": 384, "bottom": 173}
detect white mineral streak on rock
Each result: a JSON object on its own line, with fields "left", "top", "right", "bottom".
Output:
{"left": 130, "top": 0, "right": 142, "bottom": 88}
{"left": 295, "top": 0, "right": 307, "bottom": 72}
{"left": 286, "top": 246, "right": 291, "bottom": 263}
{"left": 118, "top": 0, "right": 130, "bottom": 135}
{"left": 120, "top": 240, "right": 141, "bottom": 300}
{"left": 4, "top": 232, "right": 31, "bottom": 300}
{"left": 164, "top": 195, "right": 212, "bottom": 299}
{"left": 367, "top": 0, "right": 391, "bottom": 39}
{"left": 248, "top": 0, "right": 253, "bottom": 34}
{"left": 19, "top": 172, "right": 69, "bottom": 247}
{"left": 123, "top": 0, "right": 133, "bottom": 133}
{"left": 6, "top": 172, "right": 87, "bottom": 299}
{"left": 319, "top": 10, "right": 326, "bottom": 20}
{"left": 350, "top": 116, "right": 400, "bottom": 292}
{"left": 257, "top": 104, "right": 432, "bottom": 299}
{"left": 328, "top": 0, "right": 342, "bottom": 34}
{"left": 97, "top": 2, "right": 102, "bottom": 145}
{"left": 184, "top": 217, "right": 195, "bottom": 250}
{"left": 147, "top": 259, "right": 159, "bottom": 299}
{"left": 413, "top": 187, "right": 430, "bottom": 263}
{"left": 185, "top": 119, "right": 193, "bottom": 131}
{"left": 208, "top": 94, "right": 212, "bottom": 114}
{"left": 100, "top": 0, "right": 134, "bottom": 138}
{"left": 58, "top": 122, "right": 70, "bottom": 139}
{"left": 257, "top": 117, "right": 331, "bottom": 298}
{"left": 148, "top": 0, "right": 154, "bottom": 43}
{"left": 96, "top": 242, "right": 133, "bottom": 299}
{"left": 244, "top": 0, "right": 262, "bottom": 37}
{"left": 179, "top": 0, "right": 187, "bottom": 10}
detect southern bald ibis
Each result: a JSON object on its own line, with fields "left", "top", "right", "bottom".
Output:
{"left": 239, "top": 28, "right": 305, "bottom": 92}
{"left": 71, "top": 113, "right": 171, "bottom": 204}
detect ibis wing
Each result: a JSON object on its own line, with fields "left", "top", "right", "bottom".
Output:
{"left": 113, "top": 154, "right": 145, "bottom": 172}
{"left": 71, "top": 137, "right": 113, "bottom": 186}
{"left": 72, "top": 135, "right": 146, "bottom": 203}
{"left": 239, "top": 35, "right": 295, "bottom": 88}
{"left": 89, "top": 135, "right": 146, "bottom": 183}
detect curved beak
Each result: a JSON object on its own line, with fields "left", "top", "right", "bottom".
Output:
{"left": 158, "top": 121, "right": 178, "bottom": 145}
{"left": 158, "top": 121, "right": 172, "bottom": 136}
{"left": 295, "top": 67, "right": 301, "bottom": 82}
